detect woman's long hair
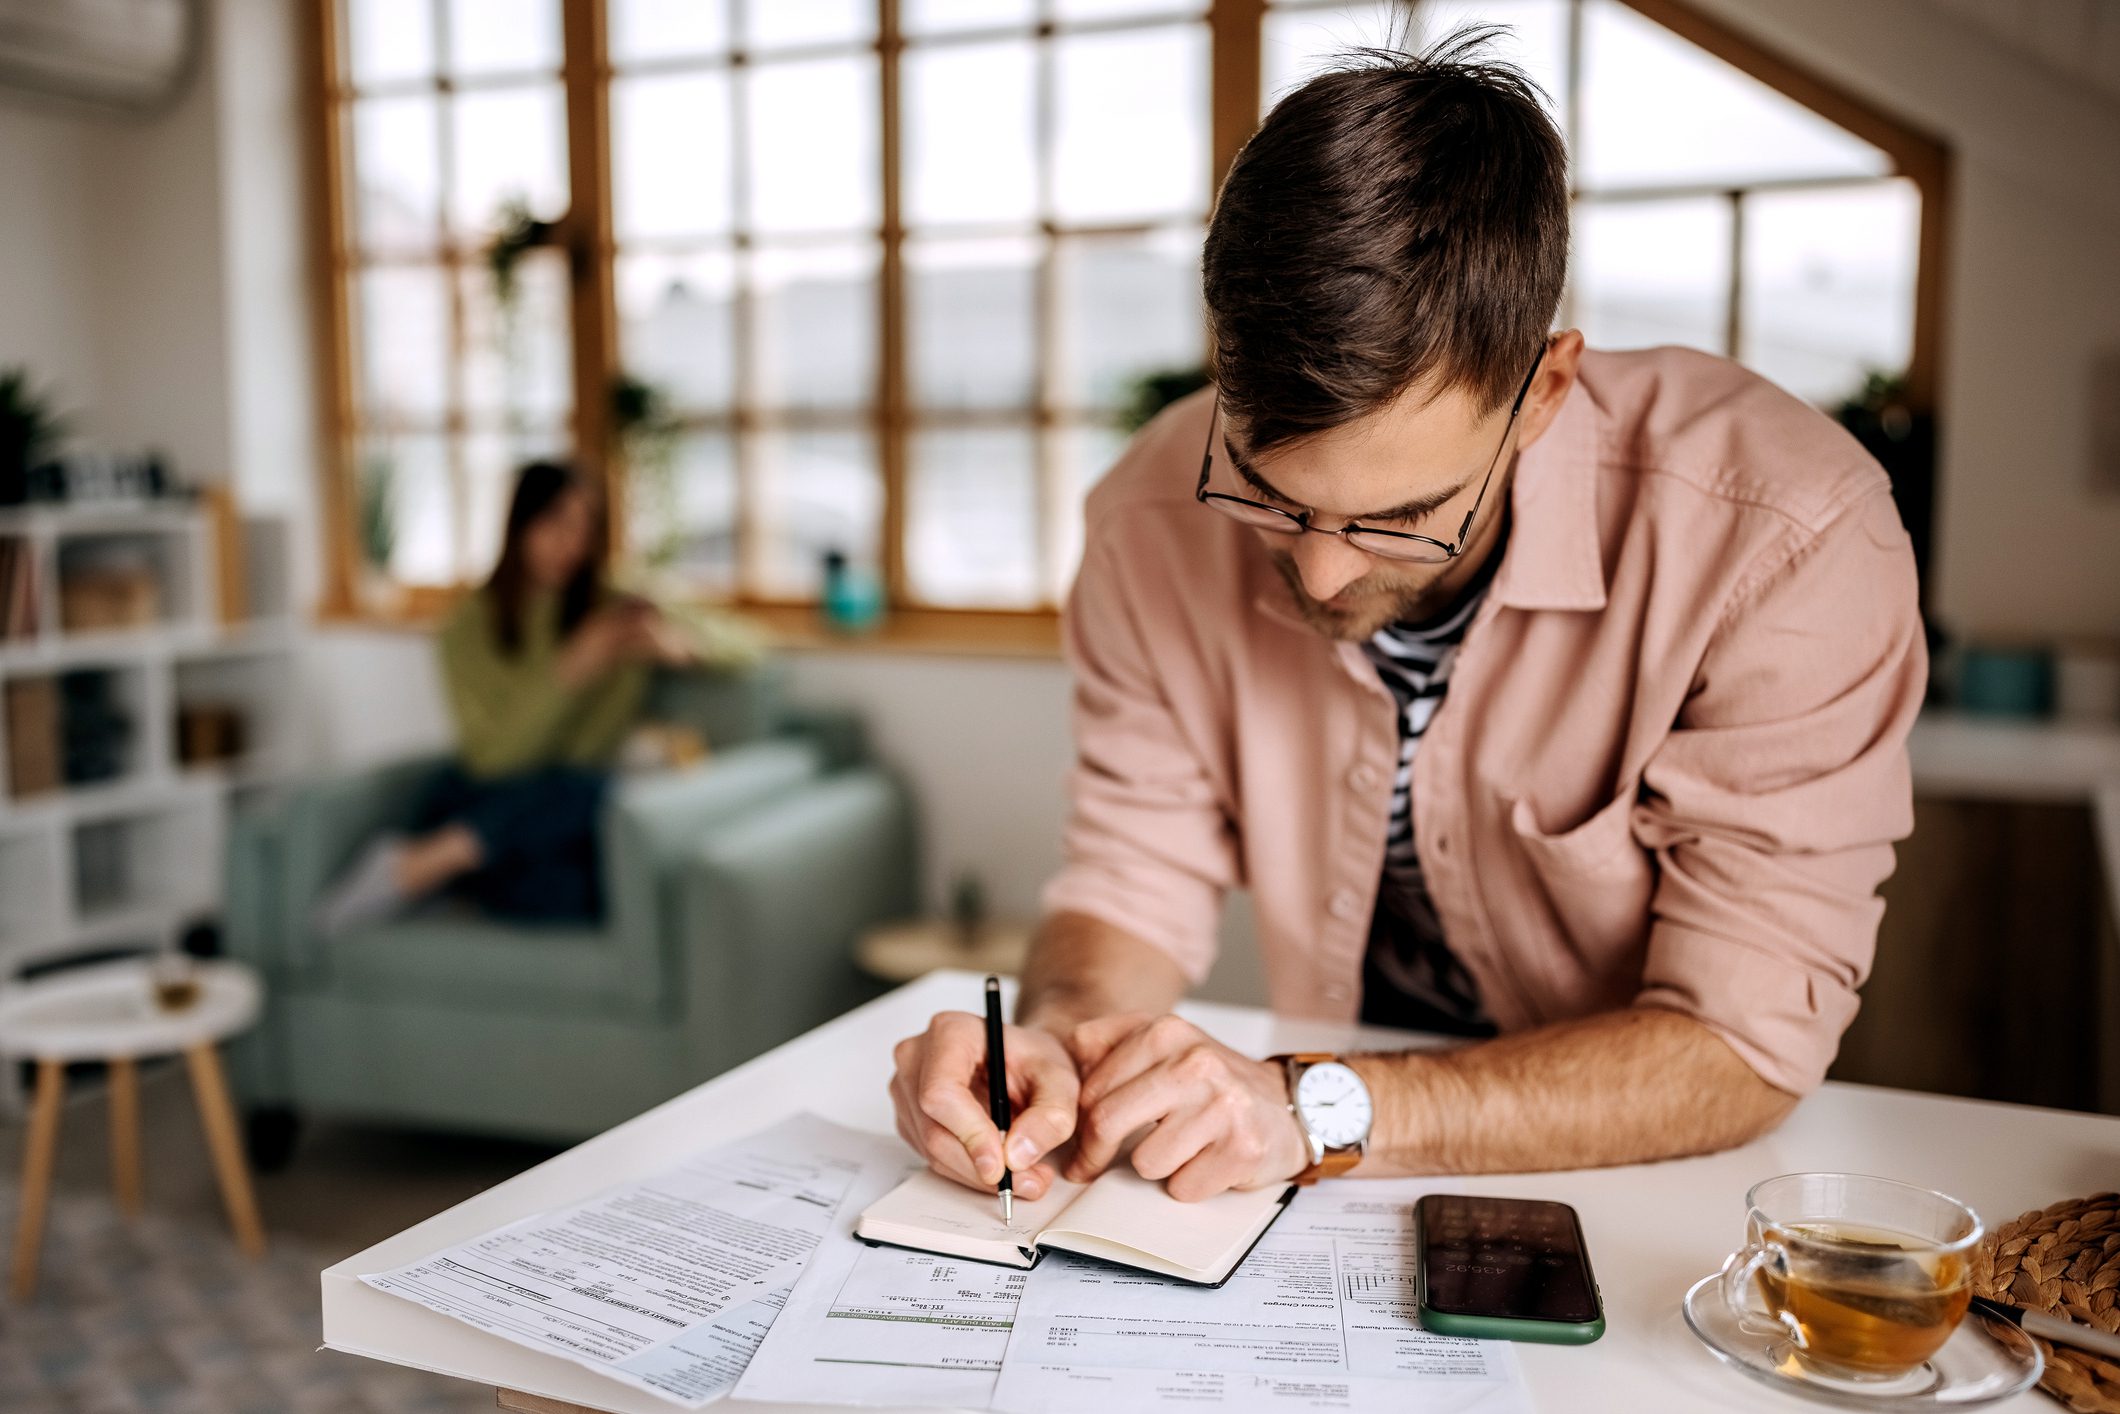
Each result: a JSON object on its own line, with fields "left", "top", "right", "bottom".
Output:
{"left": 486, "top": 460, "right": 604, "bottom": 657}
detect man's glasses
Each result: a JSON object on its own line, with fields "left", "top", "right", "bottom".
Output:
{"left": 1194, "top": 347, "right": 1546, "bottom": 564}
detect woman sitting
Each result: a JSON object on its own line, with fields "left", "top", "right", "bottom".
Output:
{"left": 319, "top": 459, "right": 706, "bottom": 931}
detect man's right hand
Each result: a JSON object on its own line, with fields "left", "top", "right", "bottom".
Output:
{"left": 889, "top": 1011, "right": 1078, "bottom": 1202}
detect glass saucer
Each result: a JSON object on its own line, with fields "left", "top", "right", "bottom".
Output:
{"left": 1682, "top": 1273, "right": 2044, "bottom": 1409}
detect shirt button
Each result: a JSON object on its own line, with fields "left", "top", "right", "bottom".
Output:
{"left": 1323, "top": 984, "right": 1352, "bottom": 1005}
{"left": 1329, "top": 888, "right": 1363, "bottom": 921}
{"left": 1433, "top": 833, "right": 1451, "bottom": 855}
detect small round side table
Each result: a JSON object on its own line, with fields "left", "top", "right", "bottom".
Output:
{"left": 855, "top": 918, "right": 1035, "bottom": 985}
{"left": 0, "top": 957, "right": 266, "bottom": 1301}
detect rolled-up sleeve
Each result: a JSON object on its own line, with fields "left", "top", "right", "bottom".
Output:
{"left": 1634, "top": 486, "right": 1927, "bottom": 1095}
{"left": 1040, "top": 526, "right": 1238, "bottom": 983}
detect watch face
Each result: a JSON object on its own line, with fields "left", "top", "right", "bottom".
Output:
{"left": 1295, "top": 1061, "right": 1373, "bottom": 1149}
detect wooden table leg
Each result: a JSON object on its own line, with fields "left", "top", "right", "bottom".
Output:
{"left": 10, "top": 1058, "right": 65, "bottom": 1302}
{"left": 183, "top": 1044, "right": 266, "bottom": 1258}
{"left": 108, "top": 1056, "right": 142, "bottom": 1217}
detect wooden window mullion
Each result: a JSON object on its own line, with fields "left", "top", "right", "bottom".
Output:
{"left": 879, "top": 0, "right": 909, "bottom": 604}
{"left": 562, "top": 0, "right": 619, "bottom": 554}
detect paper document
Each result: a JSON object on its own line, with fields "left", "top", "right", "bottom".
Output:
{"left": 361, "top": 1114, "right": 901, "bottom": 1407}
{"left": 989, "top": 1179, "right": 1534, "bottom": 1414}
{"left": 735, "top": 1162, "right": 1028, "bottom": 1408}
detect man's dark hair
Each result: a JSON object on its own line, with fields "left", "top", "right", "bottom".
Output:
{"left": 1203, "top": 26, "right": 1569, "bottom": 454}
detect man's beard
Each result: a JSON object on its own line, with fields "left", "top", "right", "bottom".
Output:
{"left": 1269, "top": 553, "right": 1461, "bottom": 641}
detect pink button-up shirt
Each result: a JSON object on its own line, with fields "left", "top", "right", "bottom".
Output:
{"left": 1042, "top": 346, "right": 1926, "bottom": 1096}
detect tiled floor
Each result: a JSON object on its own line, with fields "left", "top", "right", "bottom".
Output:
{"left": 0, "top": 1059, "right": 563, "bottom": 1412}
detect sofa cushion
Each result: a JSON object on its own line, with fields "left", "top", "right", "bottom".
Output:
{"left": 323, "top": 908, "right": 632, "bottom": 1018}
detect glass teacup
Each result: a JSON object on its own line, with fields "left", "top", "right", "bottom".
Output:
{"left": 1718, "top": 1173, "right": 1982, "bottom": 1385}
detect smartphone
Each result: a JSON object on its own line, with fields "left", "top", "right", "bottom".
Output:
{"left": 1414, "top": 1194, "right": 1605, "bottom": 1344}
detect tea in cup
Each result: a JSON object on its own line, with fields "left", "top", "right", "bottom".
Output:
{"left": 1718, "top": 1173, "right": 1981, "bottom": 1384}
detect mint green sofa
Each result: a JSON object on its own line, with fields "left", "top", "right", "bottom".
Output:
{"left": 222, "top": 666, "right": 917, "bottom": 1147}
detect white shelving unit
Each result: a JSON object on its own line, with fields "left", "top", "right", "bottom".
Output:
{"left": 0, "top": 500, "right": 296, "bottom": 983}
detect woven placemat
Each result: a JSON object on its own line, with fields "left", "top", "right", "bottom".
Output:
{"left": 1972, "top": 1192, "right": 2120, "bottom": 1412}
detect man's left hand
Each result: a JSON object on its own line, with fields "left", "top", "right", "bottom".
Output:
{"left": 1063, "top": 1013, "right": 1309, "bottom": 1201}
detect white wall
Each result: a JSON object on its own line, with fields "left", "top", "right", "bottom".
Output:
{"left": 0, "top": 103, "right": 104, "bottom": 429}
{"left": 1685, "top": 0, "right": 2120, "bottom": 641}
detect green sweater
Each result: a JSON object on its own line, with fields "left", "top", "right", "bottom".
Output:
{"left": 437, "top": 588, "right": 649, "bottom": 780}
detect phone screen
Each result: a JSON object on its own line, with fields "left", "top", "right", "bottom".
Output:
{"left": 1417, "top": 1195, "right": 1599, "bottom": 1323}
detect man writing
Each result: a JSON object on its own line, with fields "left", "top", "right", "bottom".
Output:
{"left": 890, "top": 34, "right": 1924, "bottom": 1202}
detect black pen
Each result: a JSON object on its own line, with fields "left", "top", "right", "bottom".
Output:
{"left": 983, "top": 974, "right": 1014, "bottom": 1224}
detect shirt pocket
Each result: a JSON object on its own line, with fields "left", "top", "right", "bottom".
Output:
{"left": 1504, "top": 788, "right": 1655, "bottom": 974}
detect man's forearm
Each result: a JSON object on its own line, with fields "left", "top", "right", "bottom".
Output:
{"left": 1016, "top": 910, "right": 1189, "bottom": 1035}
{"left": 1347, "top": 1007, "right": 1798, "bottom": 1174}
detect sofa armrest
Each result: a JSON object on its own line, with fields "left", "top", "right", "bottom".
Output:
{"left": 676, "top": 766, "right": 919, "bottom": 1076}
{"left": 602, "top": 738, "right": 829, "bottom": 1013}
{"left": 274, "top": 753, "right": 453, "bottom": 978}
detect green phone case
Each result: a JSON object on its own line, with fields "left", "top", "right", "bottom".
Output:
{"left": 1416, "top": 1305, "right": 1606, "bottom": 1345}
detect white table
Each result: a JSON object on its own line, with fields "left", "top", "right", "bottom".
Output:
{"left": 0, "top": 957, "right": 266, "bottom": 1299}
{"left": 322, "top": 969, "right": 2112, "bottom": 1413}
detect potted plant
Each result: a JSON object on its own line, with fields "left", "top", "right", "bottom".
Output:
{"left": 0, "top": 368, "right": 70, "bottom": 506}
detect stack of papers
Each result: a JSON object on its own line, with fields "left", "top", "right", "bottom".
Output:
{"left": 360, "top": 1114, "right": 1534, "bottom": 1413}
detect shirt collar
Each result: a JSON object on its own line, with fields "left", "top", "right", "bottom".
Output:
{"left": 1488, "top": 372, "right": 1607, "bottom": 613}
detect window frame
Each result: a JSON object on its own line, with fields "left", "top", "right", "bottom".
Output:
{"left": 306, "top": 0, "right": 1947, "bottom": 647}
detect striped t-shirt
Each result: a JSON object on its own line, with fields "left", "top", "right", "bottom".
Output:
{"left": 1357, "top": 546, "right": 1505, "bottom": 1036}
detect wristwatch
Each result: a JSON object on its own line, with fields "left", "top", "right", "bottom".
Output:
{"left": 1271, "top": 1053, "right": 1373, "bottom": 1184}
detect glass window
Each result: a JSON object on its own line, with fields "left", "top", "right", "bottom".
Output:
{"left": 612, "top": 72, "right": 733, "bottom": 241}
{"left": 1577, "top": 0, "right": 1888, "bottom": 190}
{"left": 618, "top": 251, "right": 739, "bottom": 414}
{"left": 1572, "top": 198, "right": 1732, "bottom": 353}
{"left": 905, "top": 41, "right": 1039, "bottom": 229}
{"left": 1741, "top": 181, "right": 1919, "bottom": 406}
{"left": 609, "top": 0, "right": 729, "bottom": 63}
{"left": 906, "top": 429, "right": 1043, "bottom": 607}
{"left": 445, "top": 0, "right": 561, "bottom": 76}
{"left": 1053, "top": 25, "right": 1210, "bottom": 224}
{"left": 908, "top": 238, "right": 1040, "bottom": 410}
{"left": 744, "top": 56, "right": 880, "bottom": 235}
{"left": 903, "top": 0, "right": 1035, "bottom": 35}
{"left": 751, "top": 430, "right": 882, "bottom": 597}
{"left": 1054, "top": 229, "right": 1203, "bottom": 410}
{"left": 749, "top": 245, "right": 879, "bottom": 412}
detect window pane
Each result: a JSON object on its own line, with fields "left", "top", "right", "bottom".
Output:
{"left": 751, "top": 430, "right": 880, "bottom": 596}
{"left": 1579, "top": 0, "right": 1890, "bottom": 190}
{"left": 614, "top": 72, "right": 733, "bottom": 240}
{"left": 908, "top": 238, "right": 1039, "bottom": 409}
{"left": 351, "top": 95, "right": 441, "bottom": 252}
{"left": 744, "top": 0, "right": 874, "bottom": 50}
{"left": 450, "top": 83, "right": 568, "bottom": 236}
{"left": 345, "top": 0, "right": 435, "bottom": 86}
{"left": 631, "top": 433, "right": 738, "bottom": 590}
{"left": 1054, "top": 25, "right": 1209, "bottom": 223}
{"left": 905, "top": 41, "right": 1037, "bottom": 228}
{"left": 619, "top": 251, "right": 737, "bottom": 413}
{"left": 357, "top": 265, "right": 449, "bottom": 422}
{"left": 1054, "top": 0, "right": 1206, "bottom": 19}
{"left": 1263, "top": 4, "right": 1403, "bottom": 112}
{"left": 460, "top": 251, "right": 574, "bottom": 426}
{"left": 611, "top": 0, "right": 729, "bottom": 62}
{"left": 1571, "top": 197, "right": 1732, "bottom": 353}
{"left": 1265, "top": 2, "right": 1565, "bottom": 116}
{"left": 1740, "top": 181, "right": 1918, "bottom": 406}
{"left": 745, "top": 58, "right": 879, "bottom": 234}
{"left": 903, "top": 0, "right": 1034, "bottom": 35}
{"left": 362, "top": 434, "right": 454, "bottom": 584}
{"left": 1054, "top": 228, "right": 1203, "bottom": 409}
{"left": 445, "top": 0, "right": 560, "bottom": 76}
{"left": 751, "top": 245, "right": 878, "bottom": 410}
{"left": 907, "top": 429, "right": 1042, "bottom": 607}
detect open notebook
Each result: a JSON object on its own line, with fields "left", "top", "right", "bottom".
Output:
{"left": 855, "top": 1166, "right": 1296, "bottom": 1287}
